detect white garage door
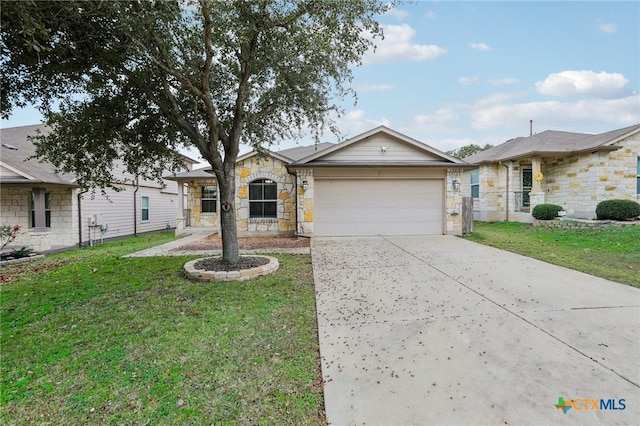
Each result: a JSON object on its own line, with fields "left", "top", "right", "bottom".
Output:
{"left": 315, "top": 179, "right": 443, "bottom": 236}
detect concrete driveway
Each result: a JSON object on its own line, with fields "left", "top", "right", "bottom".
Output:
{"left": 312, "top": 236, "right": 640, "bottom": 425}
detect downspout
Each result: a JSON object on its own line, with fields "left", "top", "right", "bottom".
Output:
{"left": 293, "top": 172, "right": 299, "bottom": 235}
{"left": 77, "top": 187, "right": 88, "bottom": 248}
{"left": 134, "top": 176, "right": 139, "bottom": 236}
{"left": 500, "top": 162, "right": 509, "bottom": 221}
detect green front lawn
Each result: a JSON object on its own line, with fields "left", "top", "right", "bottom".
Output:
{"left": 0, "top": 232, "right": 324, "bottom": 424}
{"left": 464, "top": 221, "right": 640, "bottom": 288}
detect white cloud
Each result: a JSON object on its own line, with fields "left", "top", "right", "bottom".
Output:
{"left": 334, "top": 109, "right": 392, "bottom": 138}
{"left": 458, "top": 76, "right": 479, "bottom": 85}
{"left": 425, "top": 10, "right": 436, "bottom": 20}
{"left": 428, "top": 137, "right": 483, "bottom": 153}
{"left": 364, "top": 24, "right": 447, "bottom": 64}
{"left": 357, "top": 83, "right": 395, "bottom": 93}
{"left": 469, "top": 42, "right": 492, "bottom": 51}
{"left": 489, "top": 78, "right": 519, "bottom": 85}
{"left": 597, "top": 22, "right": 618, "bottom": 33}
{"left": 535, "top": 70, "right": 629, "bottom": 98}
{"left": 411, "top": 105, "right": 466, "bottom": 138}
{"left": 471, "top": 94, "right": 640, "bottom": 131}
{"left": 475, "top": 91, "right": 526, "bottom": 106}
{"left": 415, "top": 107, "right": 459, "bottom": 125}
{"left": 385, "top": 4, "right": 409, "bottom": 21}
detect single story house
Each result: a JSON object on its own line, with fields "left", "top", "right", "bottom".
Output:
{"left": 463, "top": 123, "right": 640, "bottom": 222}
{"left": 168, "top": 126, "right": 473, "bottom": 237}
{"left": 0, "top": 124, "right": 197, "bottom": 252}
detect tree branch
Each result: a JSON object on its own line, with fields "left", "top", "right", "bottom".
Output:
{"left": 198, "top": 0, "right": 222, "bottom": 161}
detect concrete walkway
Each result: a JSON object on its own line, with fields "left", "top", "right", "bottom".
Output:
{"left": 124, "top": 230, "right": 310, "bottom": 257}
{"left": 312, "top": 236, "right": 640, "bottom": 425}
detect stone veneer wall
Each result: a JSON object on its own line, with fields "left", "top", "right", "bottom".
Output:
{"left": 235, "top": 156, "right": 296, "bottom": 233}
{"left": 533, "top": 218, "right": 639, "bottom": 229}
{"left": 473, "top": 164, "right": 509, "bottom": 221}
{"left": 543, "top": 133, "right": 640, "bottom": 216}
{"left": 472, "top": 131, "right": 639, "bottom": 223}
{"left": 186, "top": 178, "right": 219, "bottom": 227}
{"left": 0, "top": 185, "right": 76, "bottom": 251}
{"left": 446, "top": 169, "right": 464, "bottom": 235}
{"left": 295, "top": 169, "right": 314, "bottom": 235}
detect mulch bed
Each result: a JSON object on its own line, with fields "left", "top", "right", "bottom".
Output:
{"left": 193, "top": 256, "right": 270, "bottom": 272}
{"left": 173, "top": 236, "right": 310, "bottom": 251}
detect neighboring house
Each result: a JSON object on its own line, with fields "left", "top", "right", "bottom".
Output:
{"left": 168, "top": 126, "right": 472, "bottom": 237}
{"left": 0, "top": 124, "right": 197, "bottom": 252}
{"left": 464, "top": 124, "right": 640, "bottom": 222}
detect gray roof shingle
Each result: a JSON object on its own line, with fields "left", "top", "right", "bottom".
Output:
{"left": 0, "top": 124, "right": 77, "bottom": 185}
{"left": 169, "top": 142, "right": 335, "bottom": 179}
{"left": 466, "top": 124, "right": 640, "bottom": 164}
{"left": 274, "top": 142, "right": 335, "bottom": 162}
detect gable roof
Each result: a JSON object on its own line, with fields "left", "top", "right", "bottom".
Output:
{"left": 236, "top": 142, "right": 335, "bottom": 164}
{"left": 289, "top": 125, "right": 468, "bottom": 167}
{"left": 466, "top": 124, "right": 640, "bottom": 164}
{"left": 275, "top": 142, "right": 335, "bottom": 162}
{"left": 0, "top": 124, "right": 78, "bottom": 185}
{"left": 1, "top": 124, "right": 200, "bottom": 185}
{"left": 169, "top": 142, "right": 336, "bottom": 180}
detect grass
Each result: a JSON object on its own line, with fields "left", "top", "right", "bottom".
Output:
{"left": 464, "top": 221, "right": 640, "bottom": 288}
{"left": 0, "top": 232, "right": 324, "bottom": 425}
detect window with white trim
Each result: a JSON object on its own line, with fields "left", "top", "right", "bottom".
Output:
{"left": 201, "top": 185, "right": 217, "bottom": 213}
{"left": 141, "top": 196, "right": 150, "bottom": 221}
{"left": 470, "top": 170, "right": 479, "bottom": 198}
{"left": 30, "top": 189, "right": 51, "bottom": 228}
{"left": 249, "top": 179, "right": 277, "bottom": 218}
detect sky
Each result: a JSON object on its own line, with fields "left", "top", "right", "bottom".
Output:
{"left": 2, "top": 1, "right": 639, "bottom": 163}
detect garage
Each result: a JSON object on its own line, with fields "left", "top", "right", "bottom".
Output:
{"left": 314, "top": 179, "right": 444, "bottom": 236}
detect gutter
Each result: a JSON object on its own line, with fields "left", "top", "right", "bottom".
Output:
{"left": 293, "top": 173, "right": 299, "bottom": 236}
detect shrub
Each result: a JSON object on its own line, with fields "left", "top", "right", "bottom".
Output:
{"left": 532, "top": 204, "right": 563, "bottom": 220}
{"left": 10, "top": 246, "right": 33, "bottom": 259}
{"left": 596, "top": 199, "right": 640, "bottom": 220}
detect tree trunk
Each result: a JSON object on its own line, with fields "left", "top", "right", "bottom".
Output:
{"left": 216, "top": 166, "right": 239, "bottom": 263}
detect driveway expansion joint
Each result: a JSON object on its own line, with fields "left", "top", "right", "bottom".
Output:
{"left": 381, "top": 236, "right": 640, "bottom": 390}
{"left": 314, "top": 236, "right": 640, "bottom": 425}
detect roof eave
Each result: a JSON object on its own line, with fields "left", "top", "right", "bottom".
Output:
{"left": 236, "top": 149, "right": 292, "bottom": 164}
{"left": 471, "top": 145, "right": 623, "bottom": 164}
{"left": 287, "top": 162, "right": 476, "bottom": 169}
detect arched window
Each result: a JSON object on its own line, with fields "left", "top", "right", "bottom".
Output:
{"left": 249, "top": 179, "right": 277, "bottom": 218}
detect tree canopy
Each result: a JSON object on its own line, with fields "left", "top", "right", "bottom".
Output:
{"left": 447, "top": 143, "right": 493, "bottom": 159}
{"left": 1, "top": 0, "right": 389, "bottom": 261}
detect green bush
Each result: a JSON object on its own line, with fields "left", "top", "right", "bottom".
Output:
{"left": 532, "top": 204, "right": 563, "bottom": 220}
{"left": 10, "top": 246, "right": 33, "bottom": 259}
{"left": 596, "top": 199, "right": 640, "bottom": 220}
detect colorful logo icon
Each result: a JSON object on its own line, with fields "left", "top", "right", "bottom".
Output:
{"left": 555, "top": 397, "right": 572, "bottom": 414}
{"left": 555, "top": 396, "right": 626, "bottom": 413}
